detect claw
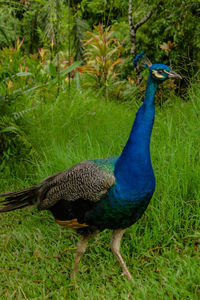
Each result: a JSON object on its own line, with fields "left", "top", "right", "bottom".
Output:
{"left": 121, "top": 271, "right": 133, "bottom": 281}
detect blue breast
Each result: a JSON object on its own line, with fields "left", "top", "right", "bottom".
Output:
{"left": 85, "top": 184, "right": 154, "bottom": 229}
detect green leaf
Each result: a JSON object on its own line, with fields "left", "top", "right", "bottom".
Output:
{"left": 59, "top": 61, "right": 81, "bottom": 76}
{"left": 48, "top": 61, "right": 81, "bottom": 87}
{"left": 21, "top": 85, "right": 44, "bottom": 95}
{"left": 49, "top": 62, "right": 57, "bottom": 76}
{"left": 16, "top": 72, "right": 33, "bottom": 77}
{"left": 0, "top": 126, "right": 19, "bottom": 133}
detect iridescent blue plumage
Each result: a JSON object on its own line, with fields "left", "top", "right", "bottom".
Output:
{"left": 133, "top": 50, "right": 145, "bottom": 68}
{"left": 0, "top": 55, "right": 181, "bottom": 280}
{"left": 86, "top": 62, "right": 181, "bottom": 234}
{"left": 86, "top": 68, "right": 157, "bottom": 229}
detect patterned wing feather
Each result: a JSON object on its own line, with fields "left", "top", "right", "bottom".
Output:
{"left": 38, "top": 160, "right": 116, "bottom": 210}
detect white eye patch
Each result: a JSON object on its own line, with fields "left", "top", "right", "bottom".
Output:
{"left": 163, "top": 70, "right": 170, "bottom": 75}
{"left": 152, "top": 70, "right": 165, "bottom": 79}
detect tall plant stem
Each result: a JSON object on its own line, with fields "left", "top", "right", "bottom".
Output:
{"left": 68, "top": 0, "right": 71, "bottom": 99}
{"left": 55, "top": 0, "right": 60, "bottom": 96}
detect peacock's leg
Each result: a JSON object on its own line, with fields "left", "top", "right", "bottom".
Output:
{"left": 110, "top": 229, "right": 132, "bottom": 280}
{"left": 71, "top": 231, "right": 99, "bottom": 278}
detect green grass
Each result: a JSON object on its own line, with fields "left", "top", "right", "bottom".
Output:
{"left": 0, "top": 84, "right": 200, "bottom": 299}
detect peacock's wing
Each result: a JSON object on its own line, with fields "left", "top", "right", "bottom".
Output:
{"left": 38, "top": 157, "right": 118, "bottom": 211}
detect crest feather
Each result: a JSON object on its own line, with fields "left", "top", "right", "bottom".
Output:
{"left": 133, "top": 51, "right": 152, "bottom": 69}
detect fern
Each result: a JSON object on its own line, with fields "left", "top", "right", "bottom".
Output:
{"left": 0, "top": 116, "right": 41, "bottom": 163}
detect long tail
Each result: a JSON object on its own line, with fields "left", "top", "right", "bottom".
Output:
{"left": 0, "top": 186, "right": 39, "bottom": 213}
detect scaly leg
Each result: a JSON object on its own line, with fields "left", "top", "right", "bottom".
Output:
{"left": 110, "top": 229, "right": 132, "bottom": 281}
{"left": 71, "top": 231, "right": 99, "bottom": 278}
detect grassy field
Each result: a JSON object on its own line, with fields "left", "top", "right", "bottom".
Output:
{"left": 0, "top": 84, "right": 200, "bottom": 299}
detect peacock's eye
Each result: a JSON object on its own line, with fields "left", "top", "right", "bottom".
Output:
{"left": 157, "top": 70, "right": 163, "bottom": 74}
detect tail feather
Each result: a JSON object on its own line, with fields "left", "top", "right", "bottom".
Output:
{"left": 0, "top": 186, "right": 39, "bottom": 213}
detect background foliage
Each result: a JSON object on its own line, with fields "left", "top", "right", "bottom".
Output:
{"left": 1, "top": 1, "right": 200, "bottom": 77}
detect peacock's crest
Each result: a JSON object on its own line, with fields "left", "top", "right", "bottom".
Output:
{"left": 133, "top": 51, "right": 152, "bottom": 69}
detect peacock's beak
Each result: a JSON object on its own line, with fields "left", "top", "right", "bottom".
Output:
{"left": 168, "top": 70, "right": 182, "bottom": 79}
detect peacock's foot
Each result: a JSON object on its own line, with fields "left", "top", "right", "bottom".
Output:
{"left": 121, "top": 270, "right": 133, "bottom": 281}
{"left": 70, "top": 270, "right": 79, "bottom": 282}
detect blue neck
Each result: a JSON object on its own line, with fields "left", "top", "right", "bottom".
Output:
{"left": 114, "top": 75, "right": 157, "bottom": 198}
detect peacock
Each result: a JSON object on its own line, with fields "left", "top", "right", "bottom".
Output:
{"left": 0, "top": 53, "right": 181, "bottom": 280}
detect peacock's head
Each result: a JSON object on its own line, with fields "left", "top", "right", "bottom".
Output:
{"left": 149, "top": 64, "right": 182, "bottom": 84}
{"left": 133, "top": 52, "right": 182, "bottom": 84}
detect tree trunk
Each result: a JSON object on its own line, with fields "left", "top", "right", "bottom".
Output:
{"left": 128, "top": 1, "right": 152, "bottom": 84}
